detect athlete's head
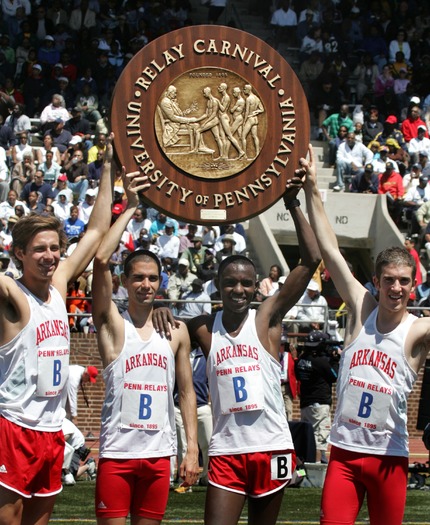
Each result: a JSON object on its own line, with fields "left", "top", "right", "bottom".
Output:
{"left": 375, "top": 246, "right": 416, "bottom": 281}
{"left": 123, "top": 249, "right": 162, "bottom": 278}
{"left": 217, "top": 254, "right": 256, "bottom": 282}
{"left": 11, "top": 214, "right": 67, "bottom": 270}
{"left": 217, "top": 255, "right": 257, "bottom": 313}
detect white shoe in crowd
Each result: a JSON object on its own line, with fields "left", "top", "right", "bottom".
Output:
{"left": 86, "top": 458, "right": 97, "bottom": 480}
{"left": 63, "top": 472, "right": 76, "bottom": 486}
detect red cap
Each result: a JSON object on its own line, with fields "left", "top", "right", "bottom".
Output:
{"left": 385, "top": 115, "right": 397, "bottom": 124}
{"left": 58, "top": 174, "right": 67, "bottom": 181}
{"left": 112, "top": 203, "right": 123, "bottom": 215}
{"left": 86, "top": 366, "right": 98, "bottom": 383}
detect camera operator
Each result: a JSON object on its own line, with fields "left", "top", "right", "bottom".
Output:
{"left": 295, "top": 331, "right": 340, "bottom": 463}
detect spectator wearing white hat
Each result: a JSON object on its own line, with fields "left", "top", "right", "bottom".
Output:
{"left": 23, "top": 63, "right": 46, "bottom": 117}
{"left": 37, "top": 34, "right": 60, "bottom": 68}
{"left": 215, "top": 234, "right": 237, "bottom": 263}
{"left": 52, "top": 190, "right": 73, "bottom": 222}
{"left": 167, "top": 257, "right": 197, "bottom": 302}
{"left": 296, "top": 279, "right": 328, "bottom": 331}
{"left": 403, "top": 174, "right": 430, "bottom": 234}
{"left": 78, "top": 187, "right": 97, "bottom": 224}
{"left": 156, "top": 219, "right": 180, "bottom": 261}
{"left": 408, "top": 124, "right": 430, "bottom": 164}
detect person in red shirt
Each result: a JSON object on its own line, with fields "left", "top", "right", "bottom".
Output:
{"left": 401, "top": 104, "right": 429, "bottom": 144}
{"left": 378, "top": 161, "right": 404, "bottom": 223}
{"left": 404, "top": 235, "right": 422, "bottom": 302}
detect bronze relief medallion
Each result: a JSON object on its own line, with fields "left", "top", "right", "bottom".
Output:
{"left": 111, "top": 25, "right": 309, "bottom": 224}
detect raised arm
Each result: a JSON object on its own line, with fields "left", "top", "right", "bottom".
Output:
{"left": 92, "top": 169, "right": 150, "bottom": 366}
{"left": 256, "top": 174, "right": 321, "bottom": 354}
{"left": 262, "top": 175, "right": 322, "bottom": 324}
{"left": 302, "top": 144, "right": 374, "bottom": 316}
{"left": 174, "top": 323, "right": 199, "bottom": 486}
{"left": 54, "top": 133, "right": 115, "bottom": 293}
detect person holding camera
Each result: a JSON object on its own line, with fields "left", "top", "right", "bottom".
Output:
{"left": 295, "top": 331, "right": 339, "bottom": 463}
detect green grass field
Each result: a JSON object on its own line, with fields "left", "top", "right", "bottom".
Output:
{"left": 50, "top": 481, "right": 430, "bottom": 524}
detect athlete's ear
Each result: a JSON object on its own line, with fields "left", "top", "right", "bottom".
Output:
{"left": 13, "top": 246, "right": 24, "bottom": 262}
{"left": 372, "top": 274, "right": 380, "bottom": 290}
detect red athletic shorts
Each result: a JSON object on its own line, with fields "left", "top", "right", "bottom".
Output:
{"left": 95, "top": 457, "right": 170, "bottom": 520}
{"left": 321, "top": 446, "right": 409, "bottom": 525}
{"left": 0, "top": 416, "right": 64, "bottom": 497}
{"left": 208, "top": 450, "right": 296, "bottom": 497}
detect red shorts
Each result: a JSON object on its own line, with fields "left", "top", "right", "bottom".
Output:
{"left": 208, "top": 450, "right": 296, "bottom": 497}
{"left": 0, "top": 416, "right": 64, "bottom": 497}
{"left": 95, "top": 457, "right": 170, "bottom": 520}
{"left": 321, "top": 446, "right": 409, "bottom": 525}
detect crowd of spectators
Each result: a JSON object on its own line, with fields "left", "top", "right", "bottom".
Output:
{"left": 266, "top": 1, "right": 430, "bottom": 255}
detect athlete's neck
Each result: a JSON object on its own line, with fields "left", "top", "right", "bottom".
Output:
{"left": 222, "top": 310, "right": 249, "bottom": 336}
{"left": 376, "top": 306, "right": 409, "bottom": 334}
{"left": 127, "top": 304, "right": 153, "bottom": 330}
{"left": 18, "top": 276, "right": 51, "bottom": 302}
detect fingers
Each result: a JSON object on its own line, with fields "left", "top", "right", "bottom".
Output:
{"left": 308, "top": 143, "right": 315, "bottom": 166}
{"left": 179, "top": 459, "right": 200, "bottom": 485}
{"left": 153, "top": 308, "right": 177, "bottom": 340}
{"left": 124, "top": 171, "right": 150, "bottom": 194}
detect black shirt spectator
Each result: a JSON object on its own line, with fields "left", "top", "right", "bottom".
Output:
{"left": 64, "top": 107, "right": 92, "bottom": 142}
{"left": 46, "top": 120, "right": 72, "bottom": 153}
{"left": 88, "top": 151, "right": 103, "bottom": 185}
{"left": 350, "top": 164, "right": 379, "bottom": 194}
{"left": 362, "top": 108, "right": 383, "bottom": 146}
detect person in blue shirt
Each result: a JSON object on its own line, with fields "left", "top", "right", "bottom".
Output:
{"left": 63, "top": 206, "right": 85, "bottom": 238}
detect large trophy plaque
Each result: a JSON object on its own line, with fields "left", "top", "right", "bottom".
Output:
{"left": 110, "top": 25, "right": 309, "bottom": 224}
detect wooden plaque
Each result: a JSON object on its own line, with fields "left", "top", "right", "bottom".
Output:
{"left": 110, "top": 25, "right": 310, "bottom": 224}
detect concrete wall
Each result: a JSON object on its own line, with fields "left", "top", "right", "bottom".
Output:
{"left": 259, "top": 192, "right": 404, "bottom": 261}
{"left": 72, "top": 333, "right": 426, "bottom": 439}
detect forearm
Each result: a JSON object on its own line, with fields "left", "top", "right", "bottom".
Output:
{"left": 95, "top": 204, "right": 137, "bottom": 265}
{"left": 85, "top": 160, "right": 113, "bottom": 235}
{"left": 179, "top": 389, "right": 199, "bottom": 455}
{"left": 290, "top": 204, "right": 321, "bottom": 270}
{"left": 304, "top": 182, "right": 340, "bottom": 261}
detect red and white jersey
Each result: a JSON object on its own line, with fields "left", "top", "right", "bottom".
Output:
{"left": 99, "top": 311, "right": 176, "bottom": 459}
{"left": 330, "top": 307, "right": 417, "bottom": 457}
{"left": 0, "top": 282, "right": 70, "bottom": 431}
{"left": 207, "top": 310, "right": 293, "bottom": 456}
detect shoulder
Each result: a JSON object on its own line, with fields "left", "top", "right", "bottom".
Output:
{"left": 170, "top": 320, "right": 191, "bottom": 347}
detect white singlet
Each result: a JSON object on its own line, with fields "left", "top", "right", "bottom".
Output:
{"left": 0, "top": 282, "right": 70, "bottom": 431}
{"left": 330, "top": 307, "right": 417, "bottom": 456}
{"left": 99, "top": 311, "right": 176, "bottom": 459}
{"left": 207, "top": 310, "right": 293, "bottom": 456}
